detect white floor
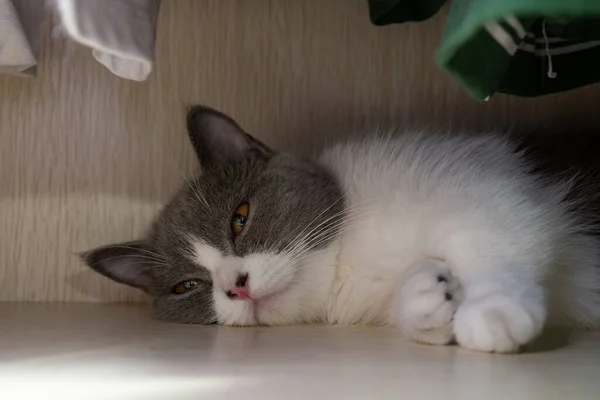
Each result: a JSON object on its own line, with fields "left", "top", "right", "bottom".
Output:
{"left": 1, "top": 304, "right": 599, "bottom": 399}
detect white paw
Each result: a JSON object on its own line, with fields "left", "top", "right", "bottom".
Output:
{"left": 453, "top": 294, "right": 546, "bottom": 353}
{"left": 395, "top": 259, "right": 464, "bottom": 345}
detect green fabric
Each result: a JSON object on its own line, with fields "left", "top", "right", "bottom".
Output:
{"left": 368, "top": 0, "right": 600, "bottom": 100}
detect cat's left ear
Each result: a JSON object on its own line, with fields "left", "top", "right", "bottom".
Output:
{"left": 186, "top": 105, "right": 272, "bottom": 169}
{"left": 80, "top": 240, "right": 156, "bottom": 293}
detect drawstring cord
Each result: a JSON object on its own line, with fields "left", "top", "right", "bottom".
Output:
{"left": 542, "top": 20, "right": 557, "bottom": 79}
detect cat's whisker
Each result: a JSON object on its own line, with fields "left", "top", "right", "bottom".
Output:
{"left": 167, "top": 226, "right": 193, "bottom": 248}
{"left": 279, "top": 196, "right": 379, "bottom": 255}
{"left": 286, "top": 217, "right": 363, "bottom": 263}
{"left": 281, "top": 209, "right": 347, "bottom": 257}
{"left": 88, "top": 244, "right": 166, "bottom": 261}
{"left": 283, "top": 201, "right": 381, "bottom": 259}
{"left": 278, "top": 195, "right": 346, "bottom": 254}
{"left": 181, "top": 172, "right": 210, "bottom": 211}
{"left": 122, "top": 261, "right": 167, "bottom": 268}
{"left": 287, "top": 217, "right": 370, "bottom": 265}
{"left": 86, "top": 254, "right": 169, "bottom": 268}
{"left": 286, "top": 205, "right": 381, "bottom": 262}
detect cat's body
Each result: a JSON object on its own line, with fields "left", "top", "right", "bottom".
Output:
{"left": 320, "top": 134, "right": 600, "bottom": 349}
{"left": 84, "top": 106, "right": 600, "bottom": 353}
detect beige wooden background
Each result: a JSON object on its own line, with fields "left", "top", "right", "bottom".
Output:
{"left": 1, "top": 0, "right": 599, "bottom": 303}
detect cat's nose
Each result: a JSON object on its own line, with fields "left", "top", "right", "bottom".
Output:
{"left": 226, "top": 273, "right": 251, "bottom": 300}
{"left": 236, "top": 273, "right": 248, "bottom": 288}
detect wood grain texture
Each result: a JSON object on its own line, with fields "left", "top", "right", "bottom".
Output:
{"left": 1, "top": 0, "right": 599, "bottom": 302}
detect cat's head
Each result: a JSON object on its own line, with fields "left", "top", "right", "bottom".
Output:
{"left": 82, "top": 106, "right": 344, "bottom": 325}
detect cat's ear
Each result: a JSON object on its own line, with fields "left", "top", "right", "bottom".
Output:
{"left": 80, "top": 240, "right": 156, "bottom": 292}
{"left": 186, "top": 105, "right": 272, "bottom": 169}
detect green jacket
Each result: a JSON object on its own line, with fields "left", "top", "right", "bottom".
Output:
{"left": 368, "top": 0, "right": 600, "bottom": 100}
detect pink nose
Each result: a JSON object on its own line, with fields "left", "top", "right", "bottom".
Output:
{"left": 228, "top": 286, "right": 251, "bottom": 299}
{"left": 226, "top": 273, "right": 251, "bottom": 300}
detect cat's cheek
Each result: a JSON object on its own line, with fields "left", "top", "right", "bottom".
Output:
{"left": 242, "top": 252, "right": 297, "bottom": 299}
{"left": 213, "top": 290, "right": 257, "bottom": 326}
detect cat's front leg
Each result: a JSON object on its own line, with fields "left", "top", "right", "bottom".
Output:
{"left": 394, "top": 259, "right": 464, "bottom": 345}
{"left": 452, "top": 275, "right": 547, "bottom": 353}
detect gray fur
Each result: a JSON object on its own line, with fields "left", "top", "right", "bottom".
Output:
{"left": 83, "top": 106, "right": 344, "bottom": 324}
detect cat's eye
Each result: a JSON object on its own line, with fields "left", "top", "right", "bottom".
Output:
{"left": 232, "top": 203, "right": 249, "bottom": 236}
{"left": 172, "top": 280, "right": 199, "bottom": 294}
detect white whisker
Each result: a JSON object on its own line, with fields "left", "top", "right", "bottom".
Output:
{"left": 286, "top": 205, "right": 381, "bottom": 263}
{"left": 287, "top": 216, "right": 372, "bottom": 265}
{"left": 86, "top": 254, "right": 169, "bottom": 268}
{"left": 279, "top": 195, "right": 345, "bottom": 254}
{"left": 281, "top": 199, "right": 380, "bottom": 260}
{"left": 181, "top": 172, "right": 210, "bottom": 210}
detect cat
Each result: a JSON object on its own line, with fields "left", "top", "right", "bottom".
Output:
{"left": 83, "top": 106, "right": 600, "bottom": 353}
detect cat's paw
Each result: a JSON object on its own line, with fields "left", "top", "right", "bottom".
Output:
{"left": 453, "top": 294, "right": 546, "bottom": 353}
{"left": 395, "top": 259, "right": 464, "bottom": 345}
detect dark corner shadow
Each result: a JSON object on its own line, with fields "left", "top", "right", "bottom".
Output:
{"left": 296, "top": 101, "right": 600, "bottom": 163}
{"left": 522, "top": 329, "right": 573, "bottom": 353}
{"left": 518, "top": 129, "right": 600, "bottom": 172}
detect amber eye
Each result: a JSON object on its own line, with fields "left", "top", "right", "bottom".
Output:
{"left": 231, "top": 203, "right": 249, "bottom": 236}
{"left": 172, "top": 280, "right": 199, "bottom": 294}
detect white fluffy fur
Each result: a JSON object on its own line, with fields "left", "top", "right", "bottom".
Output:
{"left": 192, "top": 133, "right": 600, "bottom": 353}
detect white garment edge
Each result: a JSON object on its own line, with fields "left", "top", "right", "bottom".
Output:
{"left": 55, "top": 0, "right": 155, "bottom": 81}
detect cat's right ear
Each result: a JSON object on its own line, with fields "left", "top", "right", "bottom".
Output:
{"left": 80, "top": 240, "right": 157, "bottom": 293}
{"left": 186, "top": 105, "right": 272, "bottom": 169}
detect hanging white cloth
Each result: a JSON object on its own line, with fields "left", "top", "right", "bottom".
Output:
{"left": 55, "top": 0, "right": 160, "bottom": 81}
{"left": 0, "top": 0, "right": 43, "bottom": 76}
{"left": 0, "top": 0, "right": 160, "bottom": 81}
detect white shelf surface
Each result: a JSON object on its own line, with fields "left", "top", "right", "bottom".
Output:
{"left": 1, "top": 303, "right": 599, "bottom": 399}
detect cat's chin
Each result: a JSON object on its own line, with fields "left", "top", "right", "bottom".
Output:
{"left": 216, "top": 291, "right": 289, "bottom": 327}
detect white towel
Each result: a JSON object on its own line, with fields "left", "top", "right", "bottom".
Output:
{"left": 0, "top": 0, "right": 43, "bottom": 76}
{"left": 0, "top": 0, "right": 160, "bottom": 81}
{"left": 55, "top": 0, "right": 160, "bottom": 81}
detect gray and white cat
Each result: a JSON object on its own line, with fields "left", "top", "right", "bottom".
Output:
{"left": 84, "top": 106, "right": 600, "bottom": 353}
